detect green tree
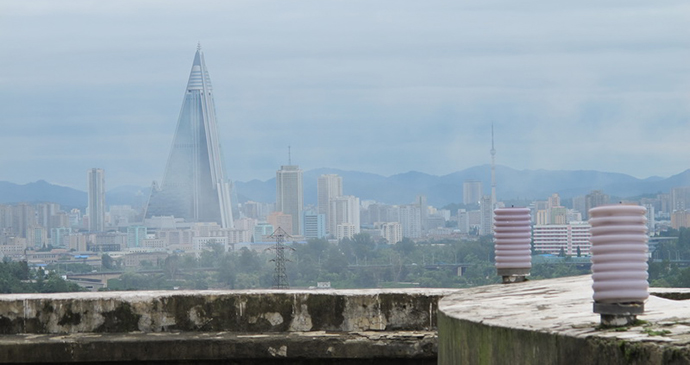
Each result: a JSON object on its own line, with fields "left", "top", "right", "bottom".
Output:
{"left": 102, "top": 254, "right": 115, "bottom": 270}
{"left": 324, "top": 247, "right": 348, "bottom": 274}
{"left": 164, "top": 255, "right": 180, "bottom": 280}
{"left": 394, "top": 238, "right": 415, "bottom": 255}
{"left": 237, "top": 247, "right": 261, "bottom": 273}
{"left": 216, "top": 254, "right": 237, "bottom": 288}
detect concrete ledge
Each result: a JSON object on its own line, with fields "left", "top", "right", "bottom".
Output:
{"left": 0, "top": 288, "right": 453, "bottom": 334}
{"left": 438, "top": 275, "right": 690, "bottom": 365}
{"left": 0, "top": 288, "right": 454, "bottom": 363}
{"left": 0, "top": 331, "right": 437, "bottom": 364}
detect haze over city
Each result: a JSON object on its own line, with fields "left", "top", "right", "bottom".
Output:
{"left": 1, "top": 1, "right": 689, "bottom": 190}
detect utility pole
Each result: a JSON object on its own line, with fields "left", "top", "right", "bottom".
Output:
{"left": 267, "top": 227, "right": 294, "bottom": 289}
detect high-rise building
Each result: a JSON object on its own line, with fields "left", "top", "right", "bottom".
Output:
{"left": 36, "top": 203, "right": 61, "bottom": 236}
{"left": 658, "top": 193, "right": 671, "bottom": 215}
{"left": 50, "top": 212, "right": 70, "bottom": 230}
{"left": 416, "top": 195, "right": 428, "bottom": 233}
{"left": 463, "top": 180, "right": 483, "bottom": 205}
{"left": 479, "top": 195, "right": 493, "bottom": 236}
{"left": 127, "top": 226, "right": 147, "bottom": 248}
{"left": 398, "top": 204, "right": 422, "bottom": 239}
{"left": 547, "top": 193, "right": 561, "bottom": 209}
{"left": 241, "top": 201, "right": 273, "bottom": 220}
{"left": 87, "top": 168, "right": 106, "bottom": 232}
{"left": 51, "top": 227, "right": 70, "bottom": 247}
{"left": 253, "top": 223, "right": 274, "bottom": 242}
{"left": 572, "top": 195, "right": 586, "bottom": 219}
{"left": 584, "top": 190, "right": 609, "bottom": 220}
{"left": 27, "top": 225, "right": 47, "bottom": 248}
{"left": 144, "top": 46, "right": 234, "bottom": 229}
{"left": 457, "top": 209, "right": 470, "bottom": 233}
{"left": 0, "top": 205, "right": 12, "bottom": 233}
{"left": 12, "top": 203, "right": 36, "bottom": 238}
{"left": 329, "top": 196, "right": 360, "bottom": 237}
{"left": 644, "top": 204, "right": 656, "bottom": 235}
{"left": 317, "top": 174, "right": 342, "bottom": 234}
{"left": 671, "top": 210, "right": 690, "bottom": 230}
{"left": 379, "top": 222, "right": 403, "bottom": 244}
{"left": 302, "top": 210, "right": 326, "bottom": 239}
{"left": 267, "top": 211, "right": 294, "bottom": 235}
{"left": 671, "top": 187, "right": 690, "bottom": 212}
{"left": 276, "top": 165, "right": 303, "bottom": 235}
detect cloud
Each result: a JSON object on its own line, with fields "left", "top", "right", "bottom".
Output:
{"left": 0, "top": 0, "right": 688, "bottom": 190}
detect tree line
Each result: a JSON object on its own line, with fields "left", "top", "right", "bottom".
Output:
{"left": 4, "top": 227, "right": 690, "bottom": 293}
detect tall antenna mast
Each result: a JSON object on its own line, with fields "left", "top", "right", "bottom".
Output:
{"left": 288, "top": 146, "right": 292, "bottom": 165}
{"left": 491, "top": 123, "right": 497, "bottom": 208}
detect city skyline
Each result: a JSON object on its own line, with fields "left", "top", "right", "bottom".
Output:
{"left": 1, "top": 1, "right": 689, "bottom": 189}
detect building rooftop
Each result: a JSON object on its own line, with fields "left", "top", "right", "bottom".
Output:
{"left": 438, "top": 275, "right": 690, "bottom": 364}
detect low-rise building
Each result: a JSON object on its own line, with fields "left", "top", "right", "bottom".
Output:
{"left": 532, "top": 222, "right": 591, "bottom": 256}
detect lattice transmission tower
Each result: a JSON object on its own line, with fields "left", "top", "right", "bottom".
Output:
{"left": 267, "top": 227, "right": 294, "bottom": 289}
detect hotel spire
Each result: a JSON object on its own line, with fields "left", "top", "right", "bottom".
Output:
{"left": 144, "top": 47, "right": 234, "bottom": 228}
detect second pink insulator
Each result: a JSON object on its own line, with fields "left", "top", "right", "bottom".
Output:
{"left": 589, "top": 204, "right": 648, "bottom": 305}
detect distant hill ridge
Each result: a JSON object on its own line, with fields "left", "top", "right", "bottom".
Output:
{"left": 3, "top": 166, "right": 688, "bottom": 209}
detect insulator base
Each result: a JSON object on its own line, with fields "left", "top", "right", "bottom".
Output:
{"left": 594, "top": 302, "right": 644, "bottom": 326}
{"left": 599, "top": 314, "right": 638, "bottom": 327}
{"left": 497, "top": 268, "right": 530, "bottom": 284}
{"left": 497, "top": 268, "right": 530, "bottom": 277}
{"left": 593, "top": 301, "right": 644, "bottom": 315}
{"left": 501, "top": 275, "right": 528, "bottom": 284}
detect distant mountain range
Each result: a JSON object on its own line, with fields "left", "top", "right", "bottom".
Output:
{"left": 0, "top": 181, "right": 148, "bottom": 211}
{"left": 2, "top": 165, "right": 690, "bottom": 209}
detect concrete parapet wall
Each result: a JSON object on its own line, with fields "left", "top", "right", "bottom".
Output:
{"left": 0, "top": 288, "right": 454, "bottom": 364}
{"left": 0, "top": 288, "right": 453, "bottom": 334}
{"left": 438, "top": 276, "right": 690, "bottom": 365}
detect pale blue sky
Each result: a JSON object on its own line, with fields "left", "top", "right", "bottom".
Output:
{"left": 0, "top": 0, "right": 688, "bottom": 189}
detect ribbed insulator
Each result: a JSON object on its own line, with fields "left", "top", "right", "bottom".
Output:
{"left": 494, "top": 207, "right": 532, "bottom": 271}
{"left": 589, "top": 205, "right": 648, "bottom": 304}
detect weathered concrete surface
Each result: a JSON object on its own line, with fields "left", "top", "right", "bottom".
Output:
{"left": 438, "top": 275, "right": 690, "bottom": 365}
{"left": 0, "top": 330, "right": 437, "bottom": 364}
{"left": 0, "top": 288, "right": 453, "bottom": 363}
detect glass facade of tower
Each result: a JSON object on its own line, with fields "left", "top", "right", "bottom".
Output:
{"left": 145, "top": 48, "right": 234, "bottom": 229}
{"left": 87, "top": 168, "right": 105, "bottom": 232}
{"left": 276, "top": 165, "right": 303, "bottom": 235}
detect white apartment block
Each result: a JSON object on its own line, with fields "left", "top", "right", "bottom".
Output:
{"left": 336, "top": 223, "right": 357, "bottom": 240}
{"left": 533, "top": 222, "right": 591, "bottom": 256}
{"left": 141, "top": 238, "right": 166, "bottom": 250}
{"left": 330, "top": 196, "right": 360, "bottom": 236}
{"left": 398, "top": 204, "right": 422, "bottom": 239}
{"left": 0, "top": 237, "right": 27, "bottom": 256}
{"left": 193, "top": 236, "right": 230, "bottom": 252}
{"left": 457, "top": 209, "right": 470, "bottom": 233}
{"left": 378, "top": 222, "right": 403, "bottom": 244}
{"left": 318, "top": 174, "right": 343, "bottom": 234}
{"left": 479, "top": 196, "right": 493, "bottom": 236}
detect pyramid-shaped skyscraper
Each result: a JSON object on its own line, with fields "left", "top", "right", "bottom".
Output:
{"left": 145, "top": 46, "right": 234, "bottom": 228}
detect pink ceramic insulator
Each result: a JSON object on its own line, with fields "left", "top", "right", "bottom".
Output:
{"left": 589, "top": 205, "right": 648, "bottom": 304}
{"left": 494, "top": 207, "right": 532, "bottom": 275}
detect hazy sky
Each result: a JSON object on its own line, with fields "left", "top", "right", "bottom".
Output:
{"left": 1, "top": 1, "right": 689, "bottom": 190}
